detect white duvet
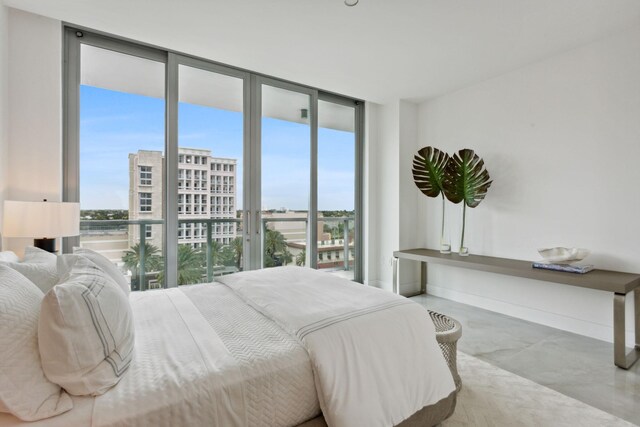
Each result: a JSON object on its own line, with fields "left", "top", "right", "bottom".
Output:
{"left": 218, "top": 267, "right": 456, "bottom": 427}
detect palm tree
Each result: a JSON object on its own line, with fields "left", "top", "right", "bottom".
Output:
{"left": 295, "top": 249, "right": 306, "bottom": 266}
{"left": 176, "top": 244, "right": 205, "bottom": 285}
{"left": 281, "top": 248, "right": 293, "bottom": 266}
{"left": 230, "top": 237, "right": 243, "bottom": 269}
{"left": 207, "top": 240, "right": 223, "bottom": 268}
{"left": 264, "top": 229, "right": 287, "bottom": 267}
{"left": 123, "top": 242, "right": 162, "bottom": 271}
{"left": 156, "top": 244, "right": 205, "bottom": 286}
{"left": 122, "top": 242, "right": 163, "bottom": 291}
{"left": 220, "top": 246, "right": 235, "bottom": 267}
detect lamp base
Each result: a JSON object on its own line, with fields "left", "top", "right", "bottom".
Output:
{"left": 34, "top": 238, "right": 56, "bottom": 253}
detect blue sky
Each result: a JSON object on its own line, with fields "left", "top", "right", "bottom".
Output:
{"left": 80, "top": 86, "right": 355, "bottom": 211}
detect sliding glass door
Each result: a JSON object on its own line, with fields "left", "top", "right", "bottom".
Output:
{"left": 259, "top": 81, "right": 314, "bottom": 269}
{"left": 64, "top": 28, "right": 363, "bottom": 287}
{"left": 176, "top": 60, "right": 249, "bottom": 284}
{"left": 317, "top": 98, "right": 358, "bottom": 280}
{"left": 71, "top": 38, "right": 168, "bottom": 291}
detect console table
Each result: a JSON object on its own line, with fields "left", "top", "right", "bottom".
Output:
{"left": 392, "top": 248, "right": 640, "bottom": 369}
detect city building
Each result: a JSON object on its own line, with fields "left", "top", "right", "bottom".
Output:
{"left": 129, "top": 148, "right": 237, "bottom": 250}
{"left": 286, "top": 238, "right": 355, "bottom": 272}
{"left": 261, "top": 210, "right": 326, "bottom": 242}
{"left": 261, "top": 210, "right": 355, "bottom": 271}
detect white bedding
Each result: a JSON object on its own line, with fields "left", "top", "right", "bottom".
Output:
{"left": 0, "top": 284, "right": 319, "bottom": 427}
{"left": 1, "top": 267, "right": 453, "bottom": 427}
{"left": 218, "top": 267, "right": 456, "bottom": 427}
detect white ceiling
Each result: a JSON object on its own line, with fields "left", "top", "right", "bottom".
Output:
{"left": 81, "top": 44, "right": 355, "bottom": 131}
{"left": 5, "top": 0, "right": 640, "bottom": 103}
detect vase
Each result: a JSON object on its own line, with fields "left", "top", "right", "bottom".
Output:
{"left": 459, "top": 203, "right": 469, "bottom": 256}
{"left": 439, "top": 196, "right": 451, "bottom": 254}
{"left": 440, "top": 236, "right": 451, "bottom": 254}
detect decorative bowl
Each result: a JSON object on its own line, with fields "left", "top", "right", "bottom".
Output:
{"left": 537, "top": 247, "right": 590, "bottom": 264}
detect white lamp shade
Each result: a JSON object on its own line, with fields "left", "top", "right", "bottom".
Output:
{"left": 3, "top": 201, "right": 80, "bottom": 238}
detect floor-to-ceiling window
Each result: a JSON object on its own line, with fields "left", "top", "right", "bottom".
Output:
{"left": 260, "top": 82, "right": 312, "bottom": 269}
{"left": 317, "top": 98, "right": 358, "bottom": 280}
{"left": 70, "top": 39, "right": 168, "bottom": 291}
{"left": 64, "top": 28, "right": 363, "bottom": 288}
{"left": 177, "top": 61, "right": 248, "bottom": 284}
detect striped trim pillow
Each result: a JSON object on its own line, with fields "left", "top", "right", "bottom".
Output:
{"left": 38, "top": 256, "right": 134, "bottom": 396}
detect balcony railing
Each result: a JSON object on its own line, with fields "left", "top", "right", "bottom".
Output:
{"left": 80, "top": 215, "right": 354, "bottom": 291}
{"left": 262, "top": 216, "right": 355, "bottom": 276}
{"left": 81, "top": 218, "right": 241, "bottom": 291}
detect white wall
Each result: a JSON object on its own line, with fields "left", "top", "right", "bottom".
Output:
{"left": 363, "top": 102, "right": 379, "bottom": 286}
{"left": 0, "top": 5, "right": 8, "bottom": 249}
{"left": 398, "top": 101, "right": 423, "bottom": 293}
{"left": 417, "top": 23, "right": 640, "bottom": 343}
{"left": 365, "top": 100, "right": 424, "bottom": 293}
{"left": 6, "top": 9, "right": 62, "bottom": 254}
{"left": 367, "top": 102, "right": 400, "bottom": 290}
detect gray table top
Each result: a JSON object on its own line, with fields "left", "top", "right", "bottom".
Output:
{"left": 394, "top": 248, "right": 640, "bottom": 294}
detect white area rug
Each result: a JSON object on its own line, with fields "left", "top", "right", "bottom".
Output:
{"left": 442, "top": 352, "right": 634, "bottom": 427}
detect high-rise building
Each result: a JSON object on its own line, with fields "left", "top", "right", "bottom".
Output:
{"left": 129, "top": 148, "right": 237, "bottom": 250}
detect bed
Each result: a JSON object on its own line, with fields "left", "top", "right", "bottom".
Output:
{"left": 0, "top": 266, "right": 456, "bottom": 427}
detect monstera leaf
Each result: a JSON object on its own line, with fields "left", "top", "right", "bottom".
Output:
{"left": 443, "top": 149, "right": 492, "bottom": 207}
{"left": 412, "top": 146, "right": 450, "bottom": 198}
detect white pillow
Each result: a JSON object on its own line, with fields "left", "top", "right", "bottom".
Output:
{"left": 24, "top": 246, "right": 57, "bottom": 263}
{"left": 0, "top": 247, "right": 58, "bottom": 293}
{"left": 0, "top": 251, "right": 18, "bottom": 263}
{"left": 55, "top": 254, "right": 82, "bottom": 281}
{"left": 0, "top": 265, "right": 73, "bottom": 421}
{"left": 74, "top": 248, "right": 130, "bottom": 296}
{"left": 39, "top": 256, "right": 134, "bottom": 396}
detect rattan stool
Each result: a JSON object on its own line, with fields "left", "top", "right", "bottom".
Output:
{"left": 429, "top": 310, "right": 462, "bottom": 392}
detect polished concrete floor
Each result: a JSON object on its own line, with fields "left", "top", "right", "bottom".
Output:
{"left": 411, "top": 295, "right": 640, "bottom": 426}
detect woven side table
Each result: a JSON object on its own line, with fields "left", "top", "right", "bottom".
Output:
{"left": 429, "top": 310, "right": 462, "bottom": 392}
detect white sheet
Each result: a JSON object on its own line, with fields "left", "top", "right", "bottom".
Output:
{"left": 218, "top": 267, "right": 456, "bottom": 427}
{"left": 181, "top": 284, "right": 320, "bottom": 426}
{"left": 93, "top": 287, "right": 247, "bottom": 426}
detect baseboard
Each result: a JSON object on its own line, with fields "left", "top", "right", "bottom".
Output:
{"left": 366, "top": 280, "right": 421, "bottom": 295}
{"left": 366, "top": 279, "right": 385, "bottom": 289}
{"left": 426, "top": 283, "right": 634, "bottom": 344}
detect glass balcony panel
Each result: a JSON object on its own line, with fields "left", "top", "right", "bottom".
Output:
{"left": 261, "top": 217, "right": 308, "bottom": 268}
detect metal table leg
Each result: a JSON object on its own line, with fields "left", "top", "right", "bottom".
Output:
{"left": 393, "top": 258, "right": 427, "bottom": 296}
{"left": 421, "top": 261, "right": 427, "bottom": 295}
{"left": 392, "top": 257, "right": 399, "bottom": 295}
{"left": 613, "top": 289, "right": 640, "bottom": 369}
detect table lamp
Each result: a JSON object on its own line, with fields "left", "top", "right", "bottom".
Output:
{"left": 2, "top": 200, "right": 80, "bottom": 252}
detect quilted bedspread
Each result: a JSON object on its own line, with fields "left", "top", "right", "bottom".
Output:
{"left": 0, "top": 283, "right": 320, "bottom": 427}
{"left": 93, "top": 284, "right": 320, "bottom": 426}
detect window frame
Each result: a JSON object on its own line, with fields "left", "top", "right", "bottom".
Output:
{"left": 63, "top": 26, "right": 365, "bottom": 284}
{"left": 139, "top": 165, "right": 152, "bottom": 186}
{"left": 139, "top": 192, "right": 152, "bottom": 213}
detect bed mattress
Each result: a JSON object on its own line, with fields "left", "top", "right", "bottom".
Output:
{"left": 0, "top": 283, "right": 320, "bottom": 427}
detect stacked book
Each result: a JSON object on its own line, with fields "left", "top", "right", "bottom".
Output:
{"left": 532, "top": 262, "right": 594, "bottom": 274}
